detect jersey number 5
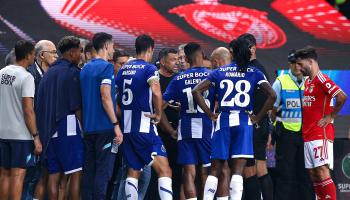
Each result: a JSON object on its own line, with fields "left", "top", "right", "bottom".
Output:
{"left": 122, "top": 79, "right": 133, "bottom": 105}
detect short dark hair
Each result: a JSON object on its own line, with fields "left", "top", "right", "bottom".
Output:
{"left": 184, "top": 42, "right": 201, "bottom": 63}
{"left": 237, "top": 33, "right": 256, "bottom": 47}
{"left": 92, "top": 32, "right": 113, "bottom": 52}
{"left": 84, "top": 41, "right": 95, "bottom": 54}
{"left": 158, "top": 48, "right": 178, "bottom": 61}
{"left": 294, "top": 46, "right": 318, "bottom": 61}
{"left": 113, "top": 49, "right": 130, "bottom": 61}
{"left": 14, "top": 40, "right": 34, "bottom": 61}
{"left": 135, "top": 34, "right": 154, "bottom": 55}
{"left": 57, "top": 36, "right": 80, "bottom": 54}
{"left": 5, "top": 49, "right": 16, "bottom": 65}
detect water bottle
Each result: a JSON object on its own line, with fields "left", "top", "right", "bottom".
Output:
{"left": 111, "top": 138, "right": 119, "bottom": 154}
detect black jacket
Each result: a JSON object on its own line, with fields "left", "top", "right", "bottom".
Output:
{"left": 27, "top": 61, "right": 45, "bottom": 108}
{"left": 251, "top": 59, "right": 270, "bottom": 114}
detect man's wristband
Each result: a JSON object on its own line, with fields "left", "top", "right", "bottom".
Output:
{"left": 113, "top": 121, "right": 119, "bottom": 126}
{"left": 32, "top": 132, "right": 39, "bottom": 138}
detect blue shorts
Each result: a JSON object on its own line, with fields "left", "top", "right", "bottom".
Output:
{"left": 46, "top": 115, "right": 84, "bottom": 174}
{"left": 177, "top": 138, "right": 211, "bottom": 166}
{"left": 122, "top": 132, "right": 167, "bottom": 171}
{"left": 0, "top": 139, "right": 37, "bottom": 169}
{"left": 211, "top": 124, "right": 254, "bottom": 160}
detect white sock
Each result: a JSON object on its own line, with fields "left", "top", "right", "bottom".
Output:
{"left": 203, "top": 175, "right": 218, "bottom": 200}
{"left": 216, "top": 196, "right": 229, "bottom": 200}
{"left": 229, "top": 175, "right": 243, "bottom": 200}
{"left": 186, "top": 198, "right": 197, "bottom": 200}
{"left": 125, "top": 177, "right": 138, "bottom": 200}
{"left": 158, "top": 177, "right": 173, "bottom": 200}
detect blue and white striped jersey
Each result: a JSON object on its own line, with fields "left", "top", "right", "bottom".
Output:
{"left": 116, "top": 59, "right": 160, "bottom": 134}
{"left": 163, "top": 67, "right": 215, "bottom": 140}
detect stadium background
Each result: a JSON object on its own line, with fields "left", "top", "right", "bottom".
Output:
{"left": 1, "top": 0, "right": 349, "bottom": 138}
{"left": 0, "top": 0, "right": 350, "bottom": 198}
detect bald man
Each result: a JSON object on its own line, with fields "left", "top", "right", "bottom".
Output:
{"left": 22, "top": 40, "right": 58, "bottom": 200}
{"left": 209, "top": 47, "right": 232, "bottom": 200}
{"left": 210, "top": 47, "right": 231, "bottom": 69}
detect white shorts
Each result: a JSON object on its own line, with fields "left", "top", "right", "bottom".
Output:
{"left": 304, "top": 139, "right": 334, "bottom": 170}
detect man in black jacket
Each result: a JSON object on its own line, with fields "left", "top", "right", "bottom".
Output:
{"left": 27, "top": 40, "right": 58, "bottom": 105}
{"left": 22, "top": 40, "right": 58, "bottom": 200}
{"left": 238, "top": 33, "right": 274, "bottom": 200}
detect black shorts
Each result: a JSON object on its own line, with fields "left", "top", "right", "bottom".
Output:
{"left": 0, "top": 139, "right": 36, "bottom": 169}
{"left": 246, "top": 117, "right": 270, "bottom": 166}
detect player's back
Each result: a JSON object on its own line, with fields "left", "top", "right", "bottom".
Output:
{"left": 207, "top": 62, "right": 268, "bottom": 129}
{"left": 208, "top": 62, "right": 266, "bottom": 113}
{"left": 163, "top": 67, "right": 215, "bottom": 139}
{"left": 116, "top": 59, "right": 159, "bottom": 134}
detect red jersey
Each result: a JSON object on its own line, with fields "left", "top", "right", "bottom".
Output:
{"left": 302, "top": 71, "right": 341, "bottom": 142}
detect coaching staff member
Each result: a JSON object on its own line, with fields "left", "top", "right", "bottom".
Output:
{"left": 80, "top": 32, "right": 123, "bottom": 200}
{"left": 0, "top": 40, "right": 42, "bottom": 200}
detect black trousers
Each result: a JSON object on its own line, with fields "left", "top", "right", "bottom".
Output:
{"left": 274, "top": 122, "right": 314, "bottom": 200}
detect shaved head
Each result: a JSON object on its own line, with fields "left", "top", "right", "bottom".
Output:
{"left": 210, "top": 47, "right": 231, "bottom": 68}
{"left": 211, "top": 47, "right": 230, "bottom": 60}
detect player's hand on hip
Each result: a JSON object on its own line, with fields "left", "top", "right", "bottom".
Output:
{"left": 209, "top": 112, "right": 219, "bottom": 121}
{"left": 33, "top": 137, "right": 43, "bottom": 155}
{"left": 144, "top": 113, "right": 161, "bottom": 125}
{"left": 114, "top": 125, "right": 123, "bottom": 144}
{"left": 317, "top": 115, "right": 333, "bottom": 128}
{"left": 170, "top": 129, "right": 178, "bottom": 140}
{"left": 247, "top": 112, "right": 259, "bottom": 124}
{"left": 168, "top": 102, "right": 181, "bottom": 112}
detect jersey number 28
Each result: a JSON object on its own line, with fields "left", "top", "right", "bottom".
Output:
{"left": 220, "top": 80, "right": 251, "bottom": 107}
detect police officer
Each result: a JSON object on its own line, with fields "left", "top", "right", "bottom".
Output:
{"left": 271, "top": 50, "right": 314, "bottom": 200}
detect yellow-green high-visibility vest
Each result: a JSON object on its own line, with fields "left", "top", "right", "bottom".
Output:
{"left": 276, "top": 74, "right": 305, "bottom": 132}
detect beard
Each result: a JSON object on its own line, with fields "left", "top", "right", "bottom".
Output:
{"left": 301, "top": 66, "right": 311, "bottom": 76}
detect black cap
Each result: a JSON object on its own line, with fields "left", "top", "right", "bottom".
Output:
{"left": 288, "top": 49, "right": 296, "bottom": 63}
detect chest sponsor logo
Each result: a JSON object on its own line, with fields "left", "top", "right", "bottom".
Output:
{"left": 285, "top": 98, "right": 301, "bottom": 109}
{"left": 303, "top": 95, "right": 316, "bottom": 107}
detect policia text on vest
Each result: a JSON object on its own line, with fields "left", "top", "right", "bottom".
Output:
{"left": 276, "top": 74, "right": 304, "bottom": 132}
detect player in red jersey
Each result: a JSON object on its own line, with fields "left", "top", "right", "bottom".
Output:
{"left": 294, "top": 46, "right": 347, "bottom": 200}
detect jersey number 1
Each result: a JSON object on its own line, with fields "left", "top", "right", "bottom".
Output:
{"left": 182, "top": 87, "right": 210, "bottom": 113}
